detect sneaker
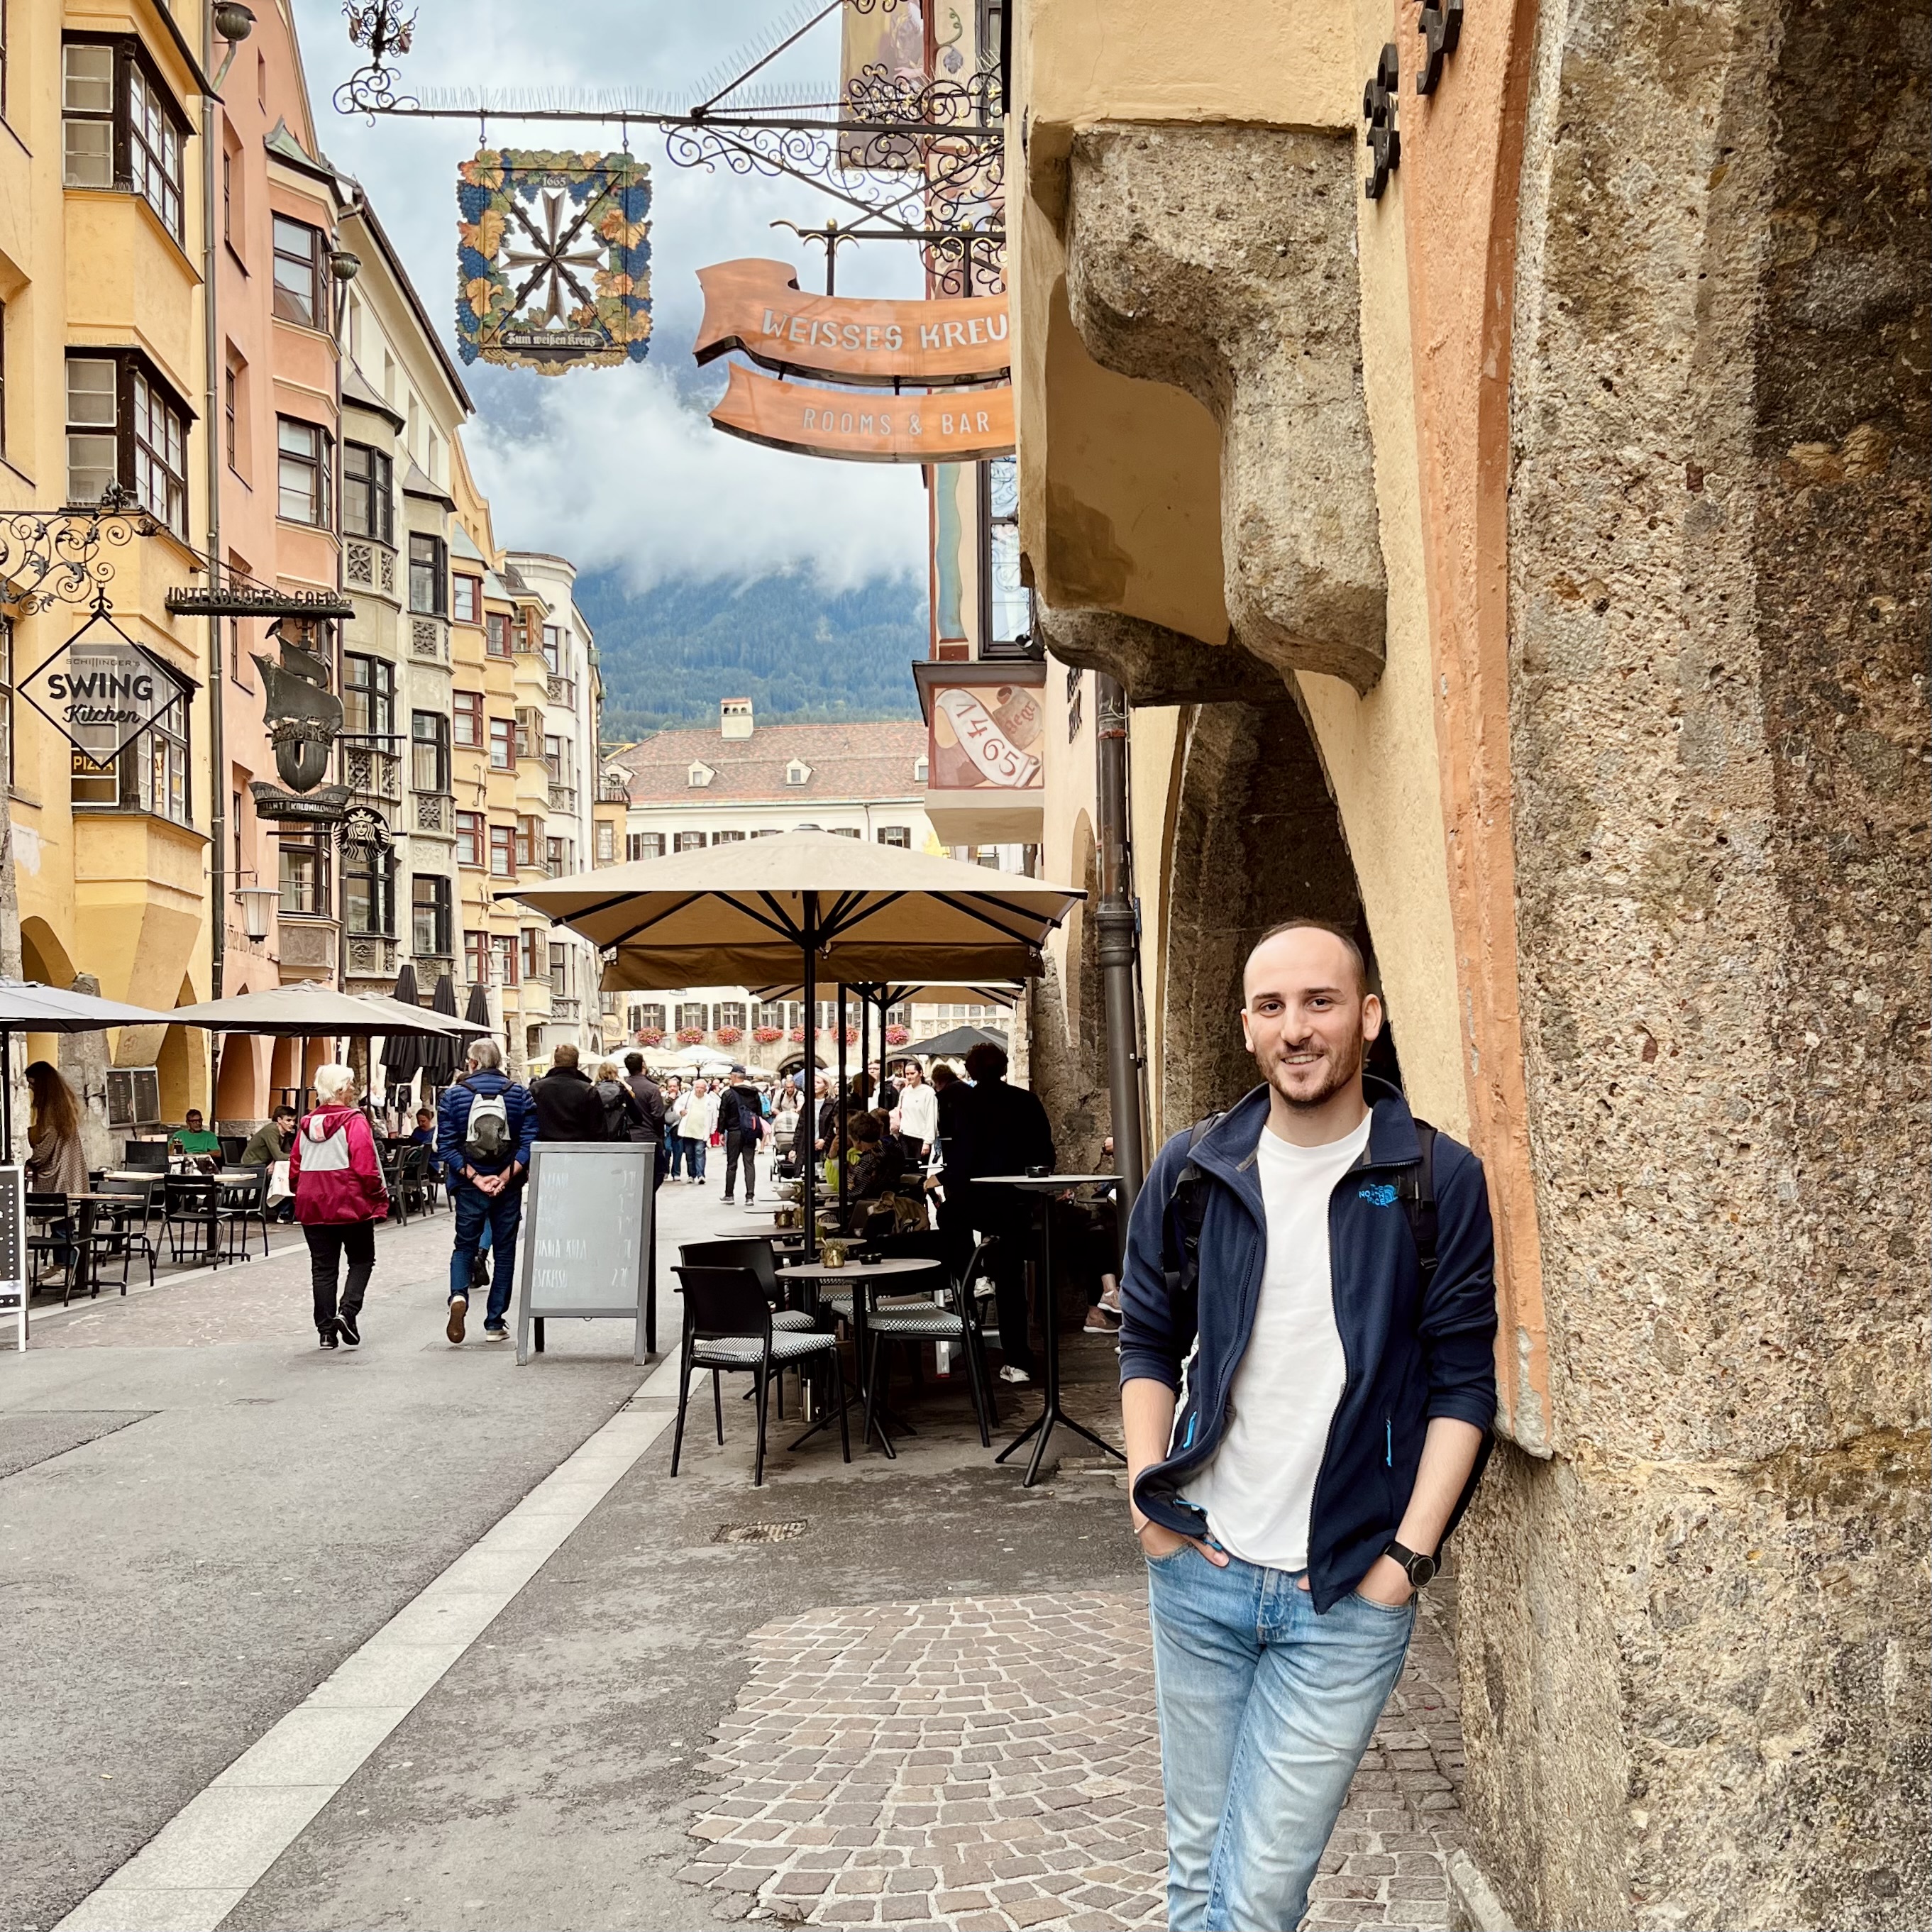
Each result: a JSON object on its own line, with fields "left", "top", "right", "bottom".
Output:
{"left": 722, "top": 1194, "right": 735, "bottom": 1203}
{"left": 446, "top": 1294, "right": 468, "bottom": 1345}
{"left": 337, "top": 1312, "right": 361, "bottom": 1348}
{"left": 319, "top": 1326, "right": 338, "bottom": 1350}
{"left": 482, "top": 1323, "right": 509, "bottom": 1343}
{"left": 998, "top": 1364, "right": 1032, "bottom": 1386}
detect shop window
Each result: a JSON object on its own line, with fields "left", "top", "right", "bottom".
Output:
{"left": 412, "top": 874, "right": 452, "bottom": 956}
{"left": 272, "top": 215, "right": 325, "bottom": 327}
{"left": 277, "top": 416, "right": 329, "bottom": 525}
{"left": 408, "top": 534, "right": 447, "bottom": 616}
{"left": 343, "top": 442, "right": 393, "bottom": 543}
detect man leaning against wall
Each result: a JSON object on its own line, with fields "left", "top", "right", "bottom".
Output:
{"left": 1117, "top": 922, "right": 1498, "bottom": 1931}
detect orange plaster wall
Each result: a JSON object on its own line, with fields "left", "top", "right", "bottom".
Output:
{"left": 1396, "top": 0, "right": 1552, "bottom": 1452}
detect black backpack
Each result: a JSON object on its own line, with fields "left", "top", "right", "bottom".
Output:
{"left": 1160, "top": 1113, "right": 1438, "bottom": 1335}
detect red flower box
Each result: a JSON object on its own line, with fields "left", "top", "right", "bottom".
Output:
{"left": 753, "top": 1026, "right": 783, "bottom": 1044}
{"left": 635, "top": 1028, "right": 665, "bottom": 1047}
{"left": 885, "top": 1025, "right": 910, "bottom": 1046}
{"left": 714, "top": 1026, "right": 743, "bottom": 1045}
{"left": 676, "top": 1027, "right": 706, "bottom": 1045}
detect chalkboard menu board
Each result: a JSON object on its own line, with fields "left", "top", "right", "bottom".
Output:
{"left": 514, "top": 1142, "right": 655, "bottom": 1365}
{"left": 0, "top": 1163, "right": 24, "bottom": 1349}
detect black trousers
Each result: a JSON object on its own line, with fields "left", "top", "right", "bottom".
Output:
{"left": 722, "top": 1130, "right": 758, "bottom": 1199}
{"left": 968, "top": 1186, "right": 1038, "bottom": 1375}
{"left": 305, "top": 1221, "right": 375, "bottom": 1332}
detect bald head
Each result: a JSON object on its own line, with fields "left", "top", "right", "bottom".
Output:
{"left": 1243, "top": 920, "right": 1368, "bottom": 1000}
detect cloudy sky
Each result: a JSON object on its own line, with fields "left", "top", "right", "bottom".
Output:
{"left": 289, "top": 0, "right": 929, "bottom": 591}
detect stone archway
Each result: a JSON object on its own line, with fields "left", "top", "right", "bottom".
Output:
{"left": 1161, "top": 698, "right": 1372, "bottom": 1129}
{"left": 1027, "top": 816, "right": 1110, "bottom": 1176}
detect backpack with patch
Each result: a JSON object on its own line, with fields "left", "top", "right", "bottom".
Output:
{"left": 1160, "top": 1113, "right": 1438, "bottom": 1325}
{"left": 463, "top": 1080, "right": 513, "bottom": 1161}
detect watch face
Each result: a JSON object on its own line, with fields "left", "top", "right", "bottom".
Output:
{"left": 1410, "top": 1552, "right": 1438, "bottom": 1587}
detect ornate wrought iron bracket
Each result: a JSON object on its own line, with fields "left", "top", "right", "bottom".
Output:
{"left": 1417, "top": 2, "right": 1464, "bottom": 96}
{"left": 336, "top": 1, "right": 419, "bottom": 120}
{"left": 1362, "top": 44, "right": 1401, "bottom": 201}
{"left": 0, "top": 489, "right": 158, "bottom": 617}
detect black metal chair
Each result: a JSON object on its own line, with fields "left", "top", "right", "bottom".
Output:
{"left": 378, "top": 1142, "right": 411, "bottom": 1225}
{"left": 670, "top": 1264, "right": 849, "bottom": 1486}
{"left": 76, "top": 1190, "right": 158, "bottom": 1295}
{"left": 396, "top": 1143, "right": 438, "bottom": 1219}
{"left": 162, "top": 1175, "right": 222, "bottom": 1266}
{"left": 120, "top": 1141, "right": 170, "bottom": 1173}
{"left": 680, "top": 1237, "right": 819, "bottom": 1420}
{"left": 26, "top": 1192, "right": 74, "bottom": 1299}
{"left": 861, "top": 1232, "right": 995, "bottom": 1449}
{"left": 219, "top": 1135, "right": 248, "bottom": 1166}
{"left": 214, "top": 1166, "right": 272, "bottom": 1262}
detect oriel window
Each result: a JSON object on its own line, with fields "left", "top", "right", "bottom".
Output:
{"left": 407, "top": 534, "right": 447, "bottom": 617}
{"left": 488, "top": 717, "right": 513, "bottom": 771}
{"left": 65, "top": 357, "right": 118, "bottom": 507}
{"left": 277, "top": 416, "right": 329, "bottom": 526}
{"left": 341, "top": 653, "right": 394, "bottom": 738}
{"left": 278, "top": 838, "right": 329, "bottom": 915}
{"left": 453, "top": 575, "right": 480, "bottom": 624}
{"left": 343, "top": 847, "right": 396, "bottom": 938}
{"left": 452, "top": 690, "right": 483, "bottom": 749}
{"left": 343, "top": 443, "right": 393, "bottom": 543}
{"left": 272, "top": 216, "right": 325, "bottom": 327}
{"left": 411, "top": 710, "right": 449, "bottom": 793}
{"left": 412, "top": 874, "right": 452, "bottom": 957}
{"left": 62, "top": 40, "right": 187, "bottom": 243}
{"left": 485, "top": 611, "right": 511, "bottom": 657}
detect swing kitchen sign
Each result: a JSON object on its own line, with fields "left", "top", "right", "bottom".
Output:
{"left": 18, "top": 609, "right": 191, "bottom": 768}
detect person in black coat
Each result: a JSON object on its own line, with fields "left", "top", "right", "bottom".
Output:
{"left": 529, "top": 1043, "right": 609, "bottom": 1142}
{"left": 942, "top": 1042, "right": 1054, "bottom": 1383}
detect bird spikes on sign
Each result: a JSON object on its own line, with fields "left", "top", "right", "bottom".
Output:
{"left": 456, "top": 149, "right": 653, "bottom": 374}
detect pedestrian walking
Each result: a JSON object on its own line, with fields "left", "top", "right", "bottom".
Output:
{"left": 683, "top": 1077, "right": 715, "bottom": 1185}
{"left": 941, "top": 1041, "right": 1054, "bottom": 1384}
{"left": 288, "top": 1064, "right": 389, "bottom": 1350}
{"left": 892, "top": 1059, "right": 938, "bottom": 1171}
{"left": 529, "top": 1042, "right": 608, "bottom": 1141}
{"left": 437, "top": 1039, "right": 537, "bottom": 1345}
{"left": 717, "top": 1064, "right": 764, "bottom": 1203}
{"left": 1118, "top": 920, "right": 1496, "bottom": 1932}
{"left": 663, "top": 1075, "right": 688, "bottom": 1180}
{"left": 622, "top": 1052, "right": 668, "bottom": 1185}
{"left": 594, "top": 1058, "right": 646, "bottom": 1140}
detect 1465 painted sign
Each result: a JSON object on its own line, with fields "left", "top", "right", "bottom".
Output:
{"left": 19, "top": 610, "right": 189, "bottom": 766}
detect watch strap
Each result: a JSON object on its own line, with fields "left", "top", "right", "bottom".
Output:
{"left": 1384, "top": 1539, "right": 1438, "bottom": 1587}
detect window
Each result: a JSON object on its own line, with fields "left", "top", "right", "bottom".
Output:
{"left": 752, "top": 827, "right": 785, "bottom": 837}
{"left": 272, "top": 216, "right": 324, "bottom": 327}
{"left": 223, "top": 355, "right": 238, "bottom": 470}
{"left": 687, "top": 760, "right": 713, "bottom": 788}
{"left": 595, "top": 821, "right": 614, "bottom": 863}
{"left": 756, "top": 1003, "right": 785, "bottom": 1032}
{"left": 712, "top": 828, "right": 746, "bottom": 845}
{"left": 232, "top": 790, "right": 243, "bottom": 881}
{"left": 492, "top": 934, "right": 519, "bottom": 988}
{"left": 785, "top": 759, "right": 810, "bottom": 787}
{"left": 342, "top": 654, "right": 394, "bottom": 739}
{"left": 343, "top": 443, "right": 392, "bottom": 543}
{"left": 412, "top": 875, "right": 452, "bottom": 956}
{"left": 453, "top": 575, "right": 480, "bottom": 624}
{"left": 71, "top": 686, "right": 190, "bottom": 823}
{"left": 677, "top": 1002, "right": 706, "bottom": 1033}
{"left": 464, "top": 929, "right": 489, "bottom": 986}
{"left": 453, "top": 691, "right": 483, "bottom": 749}
{"left": 915, "top": 754, "right": 929, "bottom": 783}
{"left": 489, "top": 823, "right": 514, "bottom": 878}
{"left": 717, "top": 1003, "right": 746, "bottom": 1032}
{"left": 411, "top": 710, "right": 448, "bottom": 793}
{"left": 0, "top": 294, "right": 7, "bottom": 463}
{"left": 541, "top": 624, "right": 561, "bottom": 673}
{"left": 408, "top": 534, "right": 446, "bottom": 615}
{"left": 543, "top": 733, "right": 567, "bottom": 777}
{"left": 627, "top": 832, "right": 663, "bottom": 861}
{"left": 488, "top": 717, "right": 513, "bottom": 771}
{"left": 637, "top": 1004, "right": 666, "bottom": 1033}
{"left": 277, "top": 837, "right": 329, "bottom": 914}
{"left": 221, "top": 136, "right": 233, "bottom": 245}
{"left": 549, "top": 945, "right": 574, "bottom": 998}
{"left": 832, "top": 827, "right": 861, "bottom": 839}
{"left": 674, "top": 830, "right": 706, "bottom": 853}
{"left": 519, "top": 929, "right": 544, "bottom": 983}
{"left": 0, "top": 615, "right": 12, "bottom": 793}
{"left": 343, "top": 849, "right": 395, "bottom": 938}
{"left": 485, "top": 610, "right": 511, "bottom": 657}
{"left": 878, "top": 825, "right": 911, "bottom": 848}
{"left": 454, "top": 810, "right": 482, "bottom": 868}
{"left": 513, "top": 817, "right": 535, "bottom": 871}
{"left": 67, "top": 354, "right": 189, "bottom": 536}
{"left": 983, "top": 454, "right": 1034, "bottom": 653}
{"left": 62, "top": 40, "right": 187, "bottom": 242}
{"left": 547, "top": 834, "right": 567, "bottom": 873}
{"left": 277, "top": 417, "right": 329, "bottom": 524}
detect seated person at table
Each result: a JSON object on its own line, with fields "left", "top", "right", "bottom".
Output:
{"left": 241, "top": 1105, "right": 299, "bottom": 1220}
{"left": 847, "top": 1110, "right": 923, "bottom": 1235}
{"left": 170, "top": 1109, "right": 223, "bottom": 1173}
{"left": 409, "top": 1107, "right": 437, "bottom": 1148}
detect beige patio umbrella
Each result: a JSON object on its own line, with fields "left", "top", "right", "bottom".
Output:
{"left": 510, "top": 831, "right": 1081, "bottom": 1251}
{"left": 168, "top": 984, "right": 490, "bottom": 1039}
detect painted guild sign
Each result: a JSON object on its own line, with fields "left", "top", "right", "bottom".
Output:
{"left": 19, "top": 613, "right": 186, "bottom": 766}
{"left": 695, "top": 260, "right": 1010, "bottom": 387}
{"left": 932, "top": 684, "right": 1043, "bottom": 790}
{"left": 711, "top": 365, "right": 1013, "bottom": 465}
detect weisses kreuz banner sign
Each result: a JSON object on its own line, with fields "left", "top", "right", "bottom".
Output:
{"left": 695, "top": 260, "right": 1010, "bottom": 388}
{"left": 19, "top": 612, "right": 189, "bottom": 766}
{"left": 710, "top": 365, "right": 1014, "bottom": 465}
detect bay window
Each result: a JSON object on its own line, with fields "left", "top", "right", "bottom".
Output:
{"left": 411, "top": 710, "right": 448, "bottom": 793}
{"left": 453, "top": 690, "right": 483, "bottom": 749}
{"left": 412, "top": 875, "right": 452, "bottom": 957}
{"left": 408, "top": 533, "right": 446, "bottom": 616}
{"left": 343, "top": 848, "right": 396, "bottom": 938}
{"left": 342, "top": 653, "right": 394, "bottom": 738}
{"left": 272, "top": 216, "right": 324, "bottom": 327}
{"left": 70, "top": 682, "right": 191, "bottom": 825}
{"left": 277, "top": 416, "right": 330, "bottom": 525}
{"left": 343, "top": 442, "right": 392, "bottom": 543}
{"left": 278, "top": 837, "right": 329, "bottom": 915}
{"left": 67, "top": 352, "right": 189, "bottom": 537}
{"left": 62, "top": 38, "right": 187, "bottom": 243}
{"left": 485, "top": 611, "right": 511, "bottom": 657}
{"left": 453, "top": 575, "right": 480, "bottom": 624}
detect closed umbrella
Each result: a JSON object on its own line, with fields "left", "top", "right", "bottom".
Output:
{"left": 380, "top": 964, "right": 424, "bottom": 1090}
{"left": 419, "top": 974, "right": 463, "bottom": 1089}
{"left": 510, "top": 831, "right": 1081, "bottom": 1255}
{"left": 464, "top": 982, "right": 492, "bottom": 1030}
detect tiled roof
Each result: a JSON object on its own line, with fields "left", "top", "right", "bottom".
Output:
{"left": 612, "top": 719, "right": 927, "bottom": 805}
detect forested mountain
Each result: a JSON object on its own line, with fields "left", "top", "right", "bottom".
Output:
{"left": 577, "top": 569, "right": 928, "bottom": 743}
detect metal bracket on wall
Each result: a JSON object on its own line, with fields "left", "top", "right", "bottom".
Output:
{"left": 1416, "top": 1, "right": 1464, "bottom": 96}
{"left": 1362, "top": 45, "right": 1401, "bottom": 201}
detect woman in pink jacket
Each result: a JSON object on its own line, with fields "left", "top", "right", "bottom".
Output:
{"left": 288, "top": 1064, "right": 389, "bottom": 1349}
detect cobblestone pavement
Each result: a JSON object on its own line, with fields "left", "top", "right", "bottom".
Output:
{"left": 682, "top": 1577, "right": 1469, "bottom": 1932}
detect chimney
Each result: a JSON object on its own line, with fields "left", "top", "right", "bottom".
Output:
{"left": 719, "top": 697, "right": 754, "bottom": 741}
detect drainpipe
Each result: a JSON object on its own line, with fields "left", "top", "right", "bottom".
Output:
{"left": 202, "top": 11, "right": 230, "bottom": 1006}
{"left": 1094, "top": 672, "right": 1145, "bottom": 1231}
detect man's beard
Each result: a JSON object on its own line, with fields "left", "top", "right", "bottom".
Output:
{"left": 1267, "top": 1029, "right": 1364, "bottom": 1110}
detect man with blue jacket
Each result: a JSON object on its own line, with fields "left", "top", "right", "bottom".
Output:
{"left": 1119, "top": 920, "right": 1496, "bottom": 1932}
{"left": 437, "top": 1037, "right": 538, "bottom": 1345}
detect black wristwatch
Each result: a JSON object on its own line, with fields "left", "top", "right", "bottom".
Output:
{"left": 1384, "top": 1540, "right": 1438, "bottom": 1589}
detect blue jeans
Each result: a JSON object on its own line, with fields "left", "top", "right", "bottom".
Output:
{"left": 448, "top": 1180, "right": 522, "bottom": 1329}
{"left": 685, "top": 1135, "right": 707, "bottom": 1181}
{"left": 664, "top": 1131, "right": 685, "bottom": 1178}
{"left": 1147, "top": 1547, "right": 1415, "bottom": 1931}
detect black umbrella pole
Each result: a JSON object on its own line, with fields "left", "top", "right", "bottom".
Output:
{"left": 801, "top": 898, "right": 817, "bottom": 1260}
{"left": 837, "top": 985, "right": 849, "bottom": 1220}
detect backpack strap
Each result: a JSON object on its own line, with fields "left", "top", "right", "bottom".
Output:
{"left": 1160, "top": 1113, "right": 1222, "bottom": 1314}
{"left": 1396, "top": 1118, "right": 1439, "bottom": 1282}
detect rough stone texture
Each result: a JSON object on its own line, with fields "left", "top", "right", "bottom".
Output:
{"left": 1034, "top": 602, "right": 1280, "bottom": 709}
{"left": 1064, "top": 124, "right": 1387, "bottom": 693}
{"left": 1461, "top": 1, "right": 1931, "bottom": 1926}
{"left": 1161, "top": 700, "right": 1369, "bottom": 1130}
{"left": 684, "top": 1585, "right": 1474, "bottom": 1931}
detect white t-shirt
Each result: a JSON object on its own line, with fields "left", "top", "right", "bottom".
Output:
{"left": 1182, "top": 1113, "right": 1372, "bottom": 1572}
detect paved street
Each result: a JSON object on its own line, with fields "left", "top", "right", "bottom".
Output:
{"left": 2, "top": 1176, "right": 1472, "bottom": 1932}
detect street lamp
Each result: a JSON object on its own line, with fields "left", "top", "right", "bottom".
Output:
{"left": 234, "top": 885, "right": 277, "bottom": 943}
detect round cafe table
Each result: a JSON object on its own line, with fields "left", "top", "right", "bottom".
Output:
{"left": 974, "top": 1174, "right": 1128, "bottom": 1487}
{"left": 779, "top": 1254, "right": 942, "bottom": 1458}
